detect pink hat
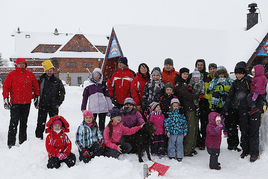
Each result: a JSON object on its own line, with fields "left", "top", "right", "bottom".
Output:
{"left": 170, "top": 97, "right": 180, "bottom": 107}
{"left": 83, "top": 110, "right": 94, "bottom": 120}
{"left": 52, "top": 120, "right": 62, "bottom": 127}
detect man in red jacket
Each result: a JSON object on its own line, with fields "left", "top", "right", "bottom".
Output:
{"left": 2, "top": 58, "right": 40, "bottom": 148}
{"left": 107, "top": 57, "right": 136, "bottom": 109}
{"left": 162, "top": 58, "right": 180, "bottom": 87}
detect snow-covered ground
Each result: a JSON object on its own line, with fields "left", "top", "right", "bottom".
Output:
{"left": 0, "top": 86, "right": 268, "bottom": 179}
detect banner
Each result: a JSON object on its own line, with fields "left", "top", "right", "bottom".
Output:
{"left": 257, "top": 39, "right": 268, "bottom": 56}
{"left": 108, "top": 36, "right": 121, "bottom": 58}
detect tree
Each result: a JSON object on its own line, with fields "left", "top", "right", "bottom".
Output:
{"left": 0, "top": 53, "right": 9, "bottom": 66}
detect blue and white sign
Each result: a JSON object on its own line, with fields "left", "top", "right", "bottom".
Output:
{"left": 257, "top": 39, "right": 268, "bottom": 56}
{"left": 108, "top": 36, "right": 121, "bottom": 58}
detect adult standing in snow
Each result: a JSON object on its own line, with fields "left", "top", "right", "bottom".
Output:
{"left": 162, "top": 58, "right": 180, "bottom": 87}
{"left": 35, "top": 60, "right": 65, "bottom": 140}
{"left": 2, "top": 58, "right": 40, "bottom": 148}
{"left": 107, "top": 57, "right": 136, "bottom": 109}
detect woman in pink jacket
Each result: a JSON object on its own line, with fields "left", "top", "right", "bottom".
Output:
{"left": 103, "top": 107, "right": 143, "bottom": 158}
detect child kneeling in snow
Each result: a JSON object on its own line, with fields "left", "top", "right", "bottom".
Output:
{"left": 75, "top": 110, "right": 105, "bottom": 163}
{"left": 103, "top": 107, "right": 143, "bottom": 158}
{"left": 45, "top": 116, "right": 76, "bottom": 169}
{"left": 205, "top": 112, "right": 224, "bottom": 170}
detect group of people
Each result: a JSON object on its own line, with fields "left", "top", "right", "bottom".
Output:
{"left": 2, "top": 57, "right": 268, "bottom": 170}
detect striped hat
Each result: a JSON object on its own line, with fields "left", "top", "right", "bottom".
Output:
{"left": 150, "top": 102, "right": 159, "bottom": 111}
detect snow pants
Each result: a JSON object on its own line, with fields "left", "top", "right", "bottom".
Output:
{"left": 151, "top": 134, "right": 166, "bottom": 155}
{"left": 93, "top": 113, "right": 107, "bottom": 134}
{"left": 168, "top": 134, "right": 184, "bottom": 158}
{"left": 183, "top": 111, "right": 198, "bottom": 155}
{"left": 104, "top": 142, "right": 132, "bottom": 158}
{"left": 207, "top": 147, "right": 220, "bottom": 169}
{"left": 47, "top": 153, "right": 76, "bottom": 169}
{"left": 197, "top": 106, "right": 209, "bottom": 148}
{"left": 79, "top": 142, "right": 104, "bottom": 163}
{"left": 224, "top": 108, "right": 239, "bottom": 149}
{"left": 35, "top": 106, "right": 58, "bottom": 139}
{"left": 8, "top": 104, "right": 30, "bottom": 146}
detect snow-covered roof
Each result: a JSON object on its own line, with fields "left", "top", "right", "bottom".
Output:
{"left": 111, "top": 22, "right": 268, "bottom": 73}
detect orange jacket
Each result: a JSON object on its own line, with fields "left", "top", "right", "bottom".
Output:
{"left": 162, "top": 68, "right": 180, "bottom": 87}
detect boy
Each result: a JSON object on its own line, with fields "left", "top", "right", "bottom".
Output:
{"left": 160, "top": 82, "right": 174, "bottom": 118}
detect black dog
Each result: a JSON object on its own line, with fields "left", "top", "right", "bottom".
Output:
{"left": 127, "top": 121, "right": 157, "bottom": 162}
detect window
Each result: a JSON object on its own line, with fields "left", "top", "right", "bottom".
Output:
{"left": 41, "top": 47, "right": 45, "bottom": 52}
{"left": 80, "top": 46, "right": 84, "bottom": 51}
{"left": 83, "top": 63, "right": 87, "bottom": 68}
{"left": 86, "top": 46, "right": 89, "bottom": 51}
{"left": 52, "top": 47, "right": 56, "bottom": 52}
{"left": 71, "top": 62, "right": 76, "bottom": 68}
{"left": 66, "top": 62, "right": 70, "bottom": 68}
{"left": 29, "top": 63, "right": 34, "bottom": 66}
{"left": 88, "top": 63, "right": 92, "bottom": 67}
{"left": 47, "top": 47, "right": 51, "bottom": 53}
{"left": 77, "top": 76, "right": 82, "bottom": 85}
{"left": 68, "top": 46, "right": 73, "bottom": 51}
{"left": 98, "top": 63, "right": 101, "bottom": 68}
{"left": 74, "top": 46, "right": 78, "bottom": 51}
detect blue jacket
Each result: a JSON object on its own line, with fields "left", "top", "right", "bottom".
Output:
{"left": 164, "top": 109, "right": 188, "bottom": 135}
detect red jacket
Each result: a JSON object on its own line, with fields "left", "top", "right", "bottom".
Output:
{"left": 107, "top": 67, "right": 136, "bottom": 105}
{"left": 162, "top": 67, "right": 180, "bottom": 87}
{"left": 2, "top": 58, "right": 40, "bottom": 104}
{"left": 131, "top": 72, "right": 150, "bottom": 106}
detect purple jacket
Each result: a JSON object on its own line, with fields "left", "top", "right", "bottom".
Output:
{"left": 121, "top": 110, "right": 145, "bottom": 128}
{"left": 81, "top": 68, "right": 113, "bottom": 113}
{"left": 148, "top": 111, "right": 165, "bottom": 135}
{"left": 205, "top": 112, "right": 224, "bottom": 149}
{"left": 250, "top": 65, "right": 266, "bottom": 95}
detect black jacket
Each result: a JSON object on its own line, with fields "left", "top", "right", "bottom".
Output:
{"left": 160, "top": 93, "right": 174, "bottom": 118}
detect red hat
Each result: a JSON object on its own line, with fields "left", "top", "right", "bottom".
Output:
{"left": 83, "top": 110, "right": 94, "bottom": 120}
{"left": 52, "top": 120, "right": 62, "bottom": 127}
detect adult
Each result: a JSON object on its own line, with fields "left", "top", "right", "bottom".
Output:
{"left": 107, "top": 57, "right": 136, "bottom": 109}
{"left": 2, "top": 58, "right": 40, "bottom": 148}
{"left": 35, "top": 60, "right": 65, "bottom": 140}
{"left": 162, "top": 58, "right": 180, "bottom": 87}
{"left": 131, "top": 63, "right": 150, "bottom": 111}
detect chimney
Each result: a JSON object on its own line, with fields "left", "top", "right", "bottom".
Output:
{"left": 17, "top": 27, "right": 21, "bottom": 34}
{"left": 54, "top": 28, "right": 59, "bottom": 35}
{"left": 247, "top": 3, "right": 258, "bottom": 30}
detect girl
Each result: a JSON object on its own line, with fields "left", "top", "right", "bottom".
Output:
{"left": 75, "top": 110, "right": 105, "bottom": 163}
{"left": 103, "top": 107, "right": 143, "bottom": 159}
{"left": 81, "top": 68, "right": 113, "bottom": 133}
{"left": 142, "top": 67, "right": 165, "bottom": 115}
{"left": 164, "top": 98, "right": 187, "bottom": 162}
{"left": 45, "top": 115, "right": 76, "bottom": 169}
{"left": 205, "top": 112, "right": 225, "bottom": 170}
{"left": 148, "top": 101, "right": 166, "bottom": 158}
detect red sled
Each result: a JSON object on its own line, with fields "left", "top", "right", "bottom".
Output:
{"left": 148, "top": 162, "right": 170, "bottom": 176}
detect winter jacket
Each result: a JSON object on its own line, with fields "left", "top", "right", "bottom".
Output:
{"left": 142, "top": 80, "right": 165, "bottom": 112}
{"left": 204, "top": 73, "right": 216, "bottom": 109}
{"left": 103, "top": 123, "right": 141, "bottom": 150}
{"left": 160, "top": 93, "right": 174, "bottom": 118}
{"left": 2, "top": 58, "right": 40, "bottom": 104}
{"left": 250, "top": 65, "right": 266, "bottom": 95}
{"left": 164, "top": 109, "right": 188, "bottom": 135}
{"left": 121, "top": 109, "right": 145, "bottom": 128}
{"left": 148, "top": 111, "right": 165, "bottom": 135}
{"left": 188, "top": 79, "right": 205, "bottom": 106}
{"left": 131, "top": 72, "right": 150, "bottom": 107}
{"left": 38, "top": 73, "right": 65, "bottom": 108}
{"left": 175, "top": 74, "right": 199, "bottom": 112}
{"left": 107, "top": 67, "right": 136, "bottom": 105}
{"left": 162, "top": 67, "right": 180, "bottom": 87}
{"left": 81, "top": 68, "right": 113, "bottom": 113}
{"left": 205, "top": 112, "right": 224, "bottom": 149}
{"left": 75, "top": 122, "right": 103, "bottom": 151}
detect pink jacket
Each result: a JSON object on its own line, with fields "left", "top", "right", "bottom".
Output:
{"left": 103, "top": 123, "right": 141, "bottom": 150}
{"left": 148, "top": 112, "right": 165, "bottom": 135}
{"left": 250, "top": 65, "right": 266, "bottom": 95}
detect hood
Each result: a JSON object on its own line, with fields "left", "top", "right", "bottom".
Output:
{"left": 89, "top": 68, "right": 103, "bottom": 84}
{"left": 45, "top": 115, "right": 70, "bottom": 133}
{"left": 15, "top": 58, "right": 28, "bottom": 68}
{"left": 234, "top": 61, "right": 248, "bottom": 74}
{"left": 214, "top": 66, "right": 229, "bottom": 78}
{"left": 195, "top": 59, "right": 206, "bottom": 73}
{"left": 151, "top": 67, "right": 162, "bottom": 79}
{"left": 208, "top": 112, "right": 220, "bottom": 125}
{"left": 253, "top": 65, "right": 265, "bottom": 77}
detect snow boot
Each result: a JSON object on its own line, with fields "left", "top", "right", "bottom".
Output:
{"left": 250, "top": 156, "right": 258, "bottom": 163}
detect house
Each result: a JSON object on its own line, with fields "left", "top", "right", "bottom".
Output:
{"left": 7, "top": 28, "right": 108, "bottom": 86}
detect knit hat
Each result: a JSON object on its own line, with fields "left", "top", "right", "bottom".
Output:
{"left": 83, "top": 110, "right": 94, "bottom": 120}
{"left": 192, "top": 68, "right": 200, "bottom": 79}
{"left": 42, "top": 60, "right": 54, "bottom": 71}
{"left": 150, "top": 102, "right": 159, "bottom": 111}
{"left": 164, "top": 58, "right": 173, "bottom": 66}
{"left": 165, "top": 82, "right": 174, "bottom": 90}
{"left": 110, "top": 107, "right": 122, "bottom": 118}
{"left": 151, "top": 67, "right": 162, "bottom": 76}
{"left": 170, "top": 97, "right": 180, "bottom": 107}
{"left": 179, "top": 67, "right": 189, "bottom": 74}
{"left": 52, "top": 120, "right": 62, "bottom": 127}
{"left": 118, "top": 57, "right": 128, "bottom": 66}
{"left": 208, "top": 63, "right": 217, "bottom": 70}
{"left": 234, "top": 68, "right": 246, "bottom": 74}
{"left": 215, "top": 116, "right": 221, "bottom": 122}
{"left": 124, "top": 97, "right": 135, "bottom": 105}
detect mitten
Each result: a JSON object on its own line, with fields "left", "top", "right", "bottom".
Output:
{"left": 252, "top": 92, "right": 259, "bottom": 101}
{"left": 4, "top": 97, "right": 11, "bottom": 110}
{"left": 215, "top": 123, "right": 223, "bottom": 132}
{"left": 215, "top": 85, "right": 224, "bottom": 92}
{"left": 167, "top": 132, "right": 170, "bottom": 137}
{"left": 188, "top": 87, "right": 193, "bottom": 92}
{"left": 81, "top": 148, "right": 90, "bottom": 158}
{"left": 100, "top": 138, "right": 106, "bottom": 148}
{"left": 122, "top": 107, "right": 130, "bottom": 115}
{"left": 199, "top": 94, "right": 204, "bottom": 98}
{"left": 57, "top": 153, "right": 67, "bottom": 160}
{"left": 221, "top": 116, "right": 225, "bottom": 124}
{"left": 34, "top": 95, "right": 40, "bottom": 108}
{"left": 110, "top": 97, "right": 118, "bottom": 106}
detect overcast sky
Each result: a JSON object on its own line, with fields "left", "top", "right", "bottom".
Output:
{"left": 1, "top": 0, "right": 267, "bottom": 59}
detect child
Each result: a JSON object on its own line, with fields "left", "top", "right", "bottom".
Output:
{"left": 103, "top": 107, "right": 143, "bottom": 159}
{"left": 142, "top": 67, "right": 165, "bottom": 115}
{"left": 164, "top": 98, "right": 187, "bottom": 162}
{"left": 45, "top": 115, "right": 76, "bottom": 169}
{"left": 205, "top": 112, "right": 224, "bottom": 170}
{"left": 75, "top": 110, "right": 105, "bottom": 163}
{"left": 247, "top": 65, "right": 267, "bottom": 115}
{"left": 208, "top": 66, "right": 233, "bottom": 111}
{"left": 160, "top": 82, "right": 174, "bottom": 118}
{"left": 188, "top": 68, "right": 205, "bottom": 115}
{"left": 81, "top": 68, "right": 113, "bottom": 133}
{"left": 148, "top": 101, "right": 166, "bottom": 158}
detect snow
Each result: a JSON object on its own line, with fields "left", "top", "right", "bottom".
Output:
{"left": 1, "top": 86, "right": 268, "bottom": 179}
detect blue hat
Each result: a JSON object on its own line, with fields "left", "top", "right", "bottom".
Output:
{"left": 118, "top": 57, "right": 128, "bottom": 66}
{"left": 110, "top": 107, "right": 122, "bottom": 118}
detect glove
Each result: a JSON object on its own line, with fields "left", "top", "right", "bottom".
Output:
{"left": 221, "top": 116, "right": 225, "bottom": 124}
{"left": 252, "top": 92, "right": 259, "bottom": 101}
{"left": 167, "top": 132, "right": 170, "bottom": 137}
{"left": 215, "top": 85, "right": 224, "bottom": 92}
{"left": 34, "top": 95, "right": 40, "bottom": 108}
{"left": 4, "top": 97, "right": 11, "bottom": 110}
{"left": 100, "top": 138, "right": 106, "bottom": 148}
{"left": 110, "top": 97, "right": 118, "bottom": 106}
{"left": 57, "top": 153, "right": 67, "bottom": 160}
{"left": 188, "top": 87, "right": 193, "bottom": 92}
{"left": 122, "top": 107, "right": 130, "bottom": 115}
{"left": 215, "top": 123, "right": 223, "bottom": 132}
{"left": 81, "top": 148, "right": 90, "bottom": 158}
{"left": 199, "top": 94, "right": 204, "bottom": 98}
